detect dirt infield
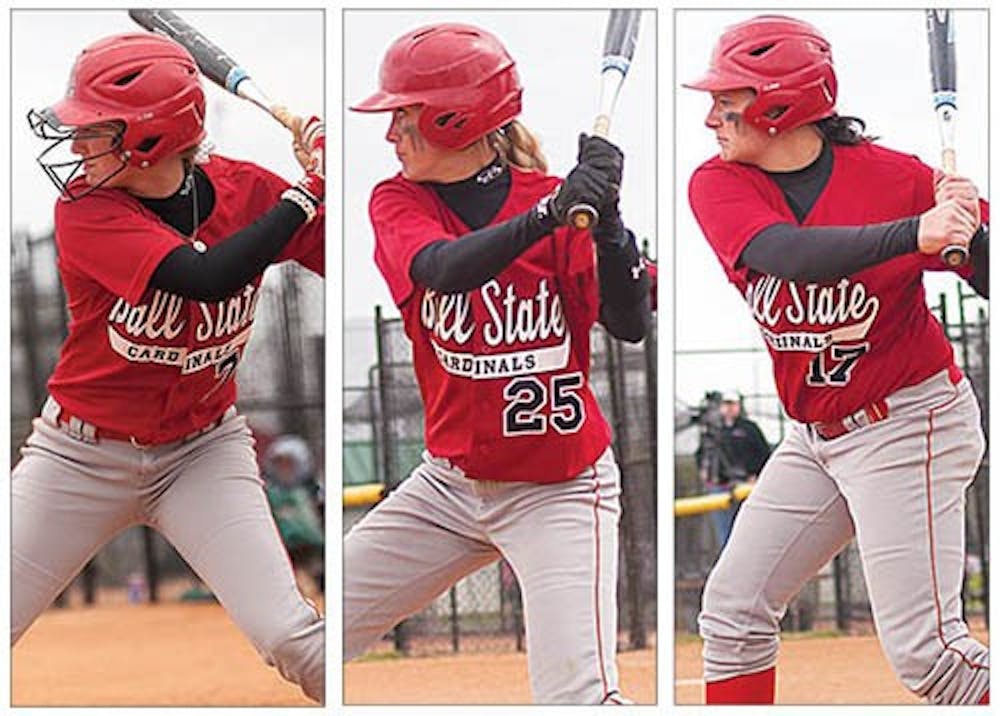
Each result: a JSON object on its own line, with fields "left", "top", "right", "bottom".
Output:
{"left": 13, "top": 600, "right": 319, "bottom": 706}
{"left": 675, "top": 624, "right": 989, "bottom": 704}
{"left": 344, "top": 646, "right": 656, "bottom": 704}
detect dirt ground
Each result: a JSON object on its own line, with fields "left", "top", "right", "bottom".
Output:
{"left": 13, "top": 599, "right": 320, "bottom": 706}
{"left": 674, "top": 624, "right": 990, "bottom": 705}
{"left": 344, "top": 646, "right": 656, "bottom": 704}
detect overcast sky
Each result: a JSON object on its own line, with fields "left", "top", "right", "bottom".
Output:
{"left": 675, "top": 9, "right": 989, "bottom": 439}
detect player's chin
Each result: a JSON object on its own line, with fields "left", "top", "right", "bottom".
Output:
{"left": 399, "top": 163, "right": 425, "bottom": 182}
{"left": 717, "top": 144, "right": 746, "bottom": 164}
{"left": 83, "top": 166, "right": 116, "bottom": 187}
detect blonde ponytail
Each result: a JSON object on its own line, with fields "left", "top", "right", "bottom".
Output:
{"left": 489, "top": 120, "right": 547, "bottom": 174}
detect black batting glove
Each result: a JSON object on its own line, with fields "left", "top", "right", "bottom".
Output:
{"left": 577, "top": 133, "right": 624, "bottom": 191}
{"left": 545, "top": 162, "right": 614, "bottom": 226}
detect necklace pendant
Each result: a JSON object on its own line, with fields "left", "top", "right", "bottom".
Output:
{"left": 476, "top": 163, "right": 503, "bottom": 185}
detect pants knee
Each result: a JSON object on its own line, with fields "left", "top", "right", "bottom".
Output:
{"left": 886, "top": 635, "right": 990, "bottom": 704}
{"left": 699, "top": 572, "right": 780, "bottom": 679}
{"left": 263, "top": 618, "right": 325, "bottom": 703}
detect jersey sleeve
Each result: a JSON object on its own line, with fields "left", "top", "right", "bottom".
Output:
{"left": 243, "top": 162, "right": 326, "bottom": 277}
{"left": 370, "top": 179, "right": 457, "bottom": 306}
{"left": 278, "top": 205, "right": 324, "bottom": 276}
{"left": 689, "top": 162, "right": 789, "bottom": 277}
{"left": 54, "top": 193, "right": 184, "bottom": 305}
{"left": 290, "top": 209, "right": 325, "bottom": 276}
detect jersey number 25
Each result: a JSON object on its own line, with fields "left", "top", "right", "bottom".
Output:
{"left": 502, "top": 372, "right": 586, "bottom": 436}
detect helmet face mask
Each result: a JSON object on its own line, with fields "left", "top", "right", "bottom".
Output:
{"left": 29, "top": 32, "right": 206, "bottom": 200}
{"left": 29, "top": 110, "right": 128, "bottom": 199}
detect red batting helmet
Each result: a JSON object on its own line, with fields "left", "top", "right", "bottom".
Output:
{"left": 29, "top": 33, "right": 206, "bottom": 197}
{"left": 351, "top": 23, "right": 522, "bottom": 149}
{"left": 683, "top": 15, "right": 837, "bottom": 134}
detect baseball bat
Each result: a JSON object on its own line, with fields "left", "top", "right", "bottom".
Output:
{"left": 569, "top": 9, "right": 642, "bottom": 230}
{"left": 128, "top": 9, "right": 299, "bottom": 132}
{"left": 925, "top": 8, "right": 968, "bottom": 267}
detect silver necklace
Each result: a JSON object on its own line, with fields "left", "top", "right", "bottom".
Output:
{"left": 181, "top": 161, "right": 206, "bottom": 253}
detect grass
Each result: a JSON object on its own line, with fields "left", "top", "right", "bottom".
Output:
{"left": 354, "top": 651, "right": 404, "bottom": 663}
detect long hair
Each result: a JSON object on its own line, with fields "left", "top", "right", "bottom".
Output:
{"left": 815, "top": 114, "right": 874, "bottom": 145}
{"left": 181, "top": 139, "right": 214, "bottom": 165}
{"left": 489, "top": 120, "right": 547, "bottom": 173}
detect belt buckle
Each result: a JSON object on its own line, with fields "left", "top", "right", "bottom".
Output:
{"left": 59, "top": 412, "right": 98, "bottom": 444}
{"left": 813, "top": 399, "right": 889, "bottom": 441}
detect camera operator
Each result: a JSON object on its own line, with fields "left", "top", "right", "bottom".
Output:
{"left": 695, "top": 390, "right": 772, "bottom": 548}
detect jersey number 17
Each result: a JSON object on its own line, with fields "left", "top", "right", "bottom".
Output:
{"left": 806, "top": 342, "right": 869, "bottom": 387}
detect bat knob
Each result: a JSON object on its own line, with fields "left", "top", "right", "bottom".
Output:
{"left": 568, "top": 203, "right": 598, "bottom": 230}
{"left": 940, "top": 244, "right": 969, "bottom": 268}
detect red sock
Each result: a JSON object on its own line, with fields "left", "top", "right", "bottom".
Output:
{"left": 705, "top": 666, "right": 776, "bottom": 704}
{"left": 978, "top": 689, "right": 989, "bottom": 705}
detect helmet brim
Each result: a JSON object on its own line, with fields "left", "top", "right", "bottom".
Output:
{"left": 350, "top": 89, "right": 420, "bottom": 113}
{"left": 45, "top": 96, "right": 120, "bottom": 129}
{"left": 682, "top": 70, "right": 755, "bottom": 93}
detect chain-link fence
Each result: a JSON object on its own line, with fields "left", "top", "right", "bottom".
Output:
{"left": 344, "top": 307, "right": 657, "bottom": 656}
{"left": 675, "top": 283, "right": 989, "bottom": 634}
{"left": 10, "top": 228, "right": 325, "bottom": 603}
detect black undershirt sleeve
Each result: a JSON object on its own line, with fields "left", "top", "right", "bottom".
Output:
{"left": 410, "top": 211, "right": 651, "bottom": 342}
{"left": 740, "top": 217, "right": 919, "bottom": 282}
{"left": 597, "top": 230, "right": 650, "bottom": 343}
{"left": 750, "top": 138, "right": 989, "bottom": 293}
{"left": 409, "top": 209, "right": 554, "bottom": 294}
{"left": 416, "top": 158, "right": 648, "bottom": 340}
{"left": 968, "top": 226, "right": 989, "bottom": 298}
{"left": 149, "top": 201, "right": 308, "bottom": 302}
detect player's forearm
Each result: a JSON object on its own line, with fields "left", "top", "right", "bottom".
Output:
{"left": 967, "top": 225, "right": 988, "bottom": 298}
{"left": 149, "top": 200, "right": 308, "bottom": 302}
{"left": 740, "top": 218, "right": 919, "bottom": 282}
{"left": 597, "top": 229, "right": 650, "bottom": 343}
{"left": 409, "top": 208, "right": 555, "bottom": 294}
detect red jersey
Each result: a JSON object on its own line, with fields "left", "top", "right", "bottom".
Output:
{"left": 690, "top": 141, "right": 989, "bottom": 423}
{"left": 48, "top": 154, "right": 324, "bottom": 443}
{"left": 370, "top": 166, "right": 611, "bottom": 483}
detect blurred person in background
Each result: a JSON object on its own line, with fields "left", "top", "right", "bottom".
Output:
{"left": 263, "top": 435, "right": 325, "bottom": 594}
{"left": 695, "top": 389, "right": 771, "bottom": 548}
